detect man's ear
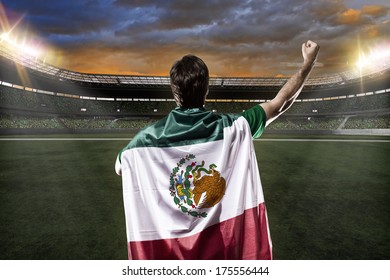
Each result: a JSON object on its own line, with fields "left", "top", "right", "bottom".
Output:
{"left": 203, "top": 88, "right": 209, "bottom": 103}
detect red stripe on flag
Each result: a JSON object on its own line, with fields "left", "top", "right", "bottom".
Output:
{"left": 128, "top": 203, "right": 272, "bottom": 260}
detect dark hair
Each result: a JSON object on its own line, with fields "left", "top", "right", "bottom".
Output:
{"left": 170, "top": 55, "right": 209, "bottom": 108}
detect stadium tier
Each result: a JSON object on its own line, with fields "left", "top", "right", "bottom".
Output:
{"left": 1, "top": 83, "right": 389, "bottom": 131}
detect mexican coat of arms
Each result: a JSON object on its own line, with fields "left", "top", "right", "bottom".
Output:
{"left": 169, "top": 154, "right": 226, "bottom": 218}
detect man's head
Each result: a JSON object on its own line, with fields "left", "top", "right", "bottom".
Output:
{"left": 170, "top": 55, "right": 209, "bottom": 108}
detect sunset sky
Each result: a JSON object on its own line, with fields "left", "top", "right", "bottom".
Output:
{"left": 1, "top": 0, "right": 389, "bottom": 77}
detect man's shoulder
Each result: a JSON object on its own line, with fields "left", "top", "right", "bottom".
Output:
{"left": 127, "top": 116, "right": 167, "bottom": 148}
{"left": 240, "top": 105, "right": 266, "bottom": 138}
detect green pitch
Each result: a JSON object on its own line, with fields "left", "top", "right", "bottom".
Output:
{"left": 0, "top": 134, "right": 389, "bottom": 259}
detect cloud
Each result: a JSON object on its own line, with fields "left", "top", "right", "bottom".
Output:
{"left": 2, "top": 0, "right": 390, "bottom": 77}
{"left": 361, "top": 5, "right": 389, "bottom": 17}
{"left": 334, "top": 4, "right": 389, "bottom": 25}
{"left": 336, "top": 8, "right": 364, "bottom": 24}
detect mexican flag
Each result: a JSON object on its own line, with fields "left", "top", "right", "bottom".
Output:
{"left": 115, "top": 105, "right": 272, "bottom": 259}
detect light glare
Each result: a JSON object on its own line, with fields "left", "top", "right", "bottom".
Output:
{"left": 0, "top": 32, "right": 42, "bottom": 58}
{"left": 356, "top": 45, "right": 390, "bottom": 71}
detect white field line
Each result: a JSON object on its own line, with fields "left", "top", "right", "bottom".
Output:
{"left": 254, "top": 139, "right": 390, "bottom": 143}
{"left": 0, "top": 138, "right": 389, "bottom": 143}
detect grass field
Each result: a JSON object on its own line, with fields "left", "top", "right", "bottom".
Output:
{"left": 0, "top": 133, "right": 389, "bottom": 260}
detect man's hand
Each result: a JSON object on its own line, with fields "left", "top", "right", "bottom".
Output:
{"left": 302, "top": 40, "right": 320, "bottom": 66}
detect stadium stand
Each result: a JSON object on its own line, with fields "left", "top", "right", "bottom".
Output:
{"left": 1, "top": 82, "right": 389, "bottom": 131}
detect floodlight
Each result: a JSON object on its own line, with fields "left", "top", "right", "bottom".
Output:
{"left": 0, "top": 32, "right": 10, "bottom": 40}
{"left": 0, "top": 32, "right": 42, "bottom": 58}
{"left": 356, "top": 45, "right": 390, "bottom": 71}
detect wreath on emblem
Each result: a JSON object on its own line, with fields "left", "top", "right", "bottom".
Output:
{"left": 169, "top": 154, "right": 226, "bottom": 218}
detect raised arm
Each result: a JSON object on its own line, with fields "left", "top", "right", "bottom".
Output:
{"left": 261, "top": 40, "right": 320, "bottom": 126}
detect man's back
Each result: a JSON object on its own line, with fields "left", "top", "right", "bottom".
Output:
{"left": 116, "top": 106, "right": 272, "bottom": 259}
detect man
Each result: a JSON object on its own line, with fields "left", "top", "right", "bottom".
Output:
{"left": 115, "top": 40, "right": 320, "bottom": 260}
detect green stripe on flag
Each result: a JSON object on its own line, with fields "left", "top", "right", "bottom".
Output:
{"left": 122, "top": 107, "right": 239, "bottom": 150}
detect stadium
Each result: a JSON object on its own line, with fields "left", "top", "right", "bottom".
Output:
{"left": 1, "top": 34, "right": 389, "bottom": 134}
{"left": 0, "top": 32, "right": 389, "bottom": 261}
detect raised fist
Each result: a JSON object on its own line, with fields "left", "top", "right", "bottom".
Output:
{"left": 302, "top": 40, "right": 320, "bottom": 65}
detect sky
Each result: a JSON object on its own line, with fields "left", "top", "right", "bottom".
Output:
{"left": 1, "top": 0, "right": 389, "bottom": 77}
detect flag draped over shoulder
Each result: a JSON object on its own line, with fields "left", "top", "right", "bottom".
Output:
{"left": 115, "top": 106, "right": 272, "bottom": 260}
